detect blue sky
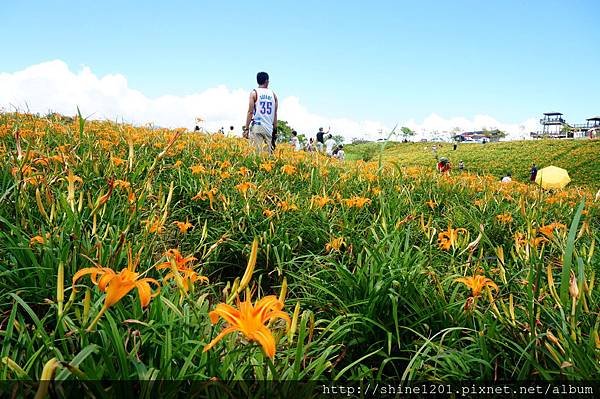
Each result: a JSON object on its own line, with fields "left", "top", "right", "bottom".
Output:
{"left": 1, "top": 0, "right": 599, "bottom": 139}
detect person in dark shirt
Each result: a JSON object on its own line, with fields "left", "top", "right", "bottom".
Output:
{"left": 530, "top": 163, "right": 538, "bottom": 182}
{"left": 316, "top": 126, "right": 329, "bottom": 152}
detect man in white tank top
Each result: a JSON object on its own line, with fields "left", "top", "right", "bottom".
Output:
{"left": 244, "top": 72, "right": 278, "bottom": 154}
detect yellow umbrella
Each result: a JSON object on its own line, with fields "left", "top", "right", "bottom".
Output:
{"left": 535, "top": 165, "right": 571, "bottom": 189}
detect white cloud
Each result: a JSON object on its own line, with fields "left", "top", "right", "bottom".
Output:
{"left": 0, "top": 60, "right": 537, "bottom": 142}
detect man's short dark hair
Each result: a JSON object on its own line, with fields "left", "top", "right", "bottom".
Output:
{"left": 257, "top": 72, "right": 269, "bottom": 85}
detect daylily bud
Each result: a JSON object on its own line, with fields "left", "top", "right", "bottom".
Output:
{"left": 237, "top": 238, "right": 258, "bottom": 295}
{"left": 287, "top": 302, "right": 301, "bottom": 344}
{"left": 278, "top": 277, "right": 288, "bottom": 304}
{"left": 35, "top": 358, "right": 59, "bottom": 399}
{"left": 569, "top": 272, "right": 579, "bottom": 300}
{"left": 1, "top": 357, "right": 28, "bottom": 379}
{"left": 546, "top": 329, "right": 559, "bottom": 345}
{"left": 83, "top": 288, "right": 91, "bottom": 324}
{"left": 35, "top": 188, "right": 50, "bottom": 221}
{"left": 57, "top": 262, "right": 64, "bottom": 317}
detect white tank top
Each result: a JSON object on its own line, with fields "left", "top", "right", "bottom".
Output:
{"left": 252, "top": 88, "right": 275, "bottom": 134}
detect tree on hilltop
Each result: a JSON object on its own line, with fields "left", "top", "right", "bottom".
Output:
{"left": 274, "top": 120, "right": 293, "bottom": 143}
{"left": 400, "top": 126, "right": 415, "bottom": 141}
{"left": 482, "top": 128, "right": 507, "bottom": 140}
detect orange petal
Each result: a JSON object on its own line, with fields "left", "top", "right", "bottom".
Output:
{"left": 72, "top": 267, "right": 103, "bottom": 285}
{"left": 250, "top": 324, "right": 277, "bottom": 358}
{"left": 267, "top": 310, "right": 292, "bottom": 329}
{"left": 97, "top": 272, "right": 116, "bottom": 291}
{"left": 156, "top": 262, "right": 171, "bottom": 270}
{"left": 203, "top": 326, "right": 238, "bottom": 353}
{"left": 104, "top": 279, "right": 136, "bottom": 308}
{"left": 209, "top": 303, "right": 241, "bottom": 325}
{"left": 135, "top": 280, "right": 158, "bottom": 308}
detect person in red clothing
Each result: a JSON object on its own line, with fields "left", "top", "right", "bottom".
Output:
{"left": 437, "top": 158, "right": 451, "bottom": 174}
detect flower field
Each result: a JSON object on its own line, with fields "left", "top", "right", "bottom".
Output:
{"left": 0, "top": 112, "right": 599, "bottom": 396}
{"left": 347, "top": 140, "right": 600, "bottom": 188}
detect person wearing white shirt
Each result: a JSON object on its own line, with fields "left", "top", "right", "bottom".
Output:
{"left": 501, "top": 174, "right": 512, "bottom": 183}
{"left": 333, "top": 145, "right": 345, "bottom": 160}
{"left": 243, "top": 71, "right": 278, "bottom": 154}
{"left": 324, "top": 134, "right": 336, "bottom": 156}
{"left": 290, "top": 130, "right": 301, "bottom": 151}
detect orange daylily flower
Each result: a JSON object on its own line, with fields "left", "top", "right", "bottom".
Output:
{"left": 203, "top": 294, "right": 291, "bottom": 359}
{"left": 263, "top": 209, "right": 275, "bottom": 218}
{"left": 11, "top": 165, "right": 37, "bottom": 177}
{"left": 426, "top": 199, "right": 437, "bottom": 209}
{"left": 236, "top": 182, "right": 256, "bottom": 195}
{"left": 311, "top": 195, "right": 332, "bottom": 209}
{"left": 157, "top": 249, "right": 197, "bottom": 270}
{"left": 111, "top": 156, "right": 126, "bottom": 167}
{"left": 277, "top": 201, "right": 298, "bottom": 212}
{"left": 173, "top": 220, "right": 193, "bottom": 233}
{"left": 538, "top": 222, "right": 566, "bottom": 237}
{"left": 97, "top": 178, "right": 115, "bottom": 206}
{"left": 157, "top": 249, "right": 207, "bottom": 294}
{"left": 363, "top": 172, "right": 377, "bottom": 182}
{"left": 514, "top": 231, "right": 548, "bottom": 249}
{"left": 238, "top": 166, "right": 251, "bottom": 176}
{"left": 496, "top": 213, "right": 513, "bottom": 224}
{"left": 72, "top": 251, "right": 160, "bottom": 331}
{"left": 342, "top": 196, "right": 371, "bottom": 208}
{"left": 260, "top": 161, "right": 274, "bottom": 172}
{"left": 220, "top": 160, "right": 232, "bottom": 169}
{"left": 455, "top": 275, "right": 499, "bottom": 298}
{"left": 192, "top": 188, "right": 218, "bottom": 210}
{"left": 114, "top": 179, "right": 131, "bottom": 189}
{"left": 190, "top": 164, "right": 206, "bottom": 175}
{"left": 145, "top": 217, "right": 165, "bottom": 234}
{"left": 437, "top": 226, "right": 468, "bottom": 251}
{"left": 325, "top": 237, "right": 345, "bottom": 252}
{"left": 30, "top": 235, "right": 47, "bottom": 246}
{"left": 281, "top": 164, "right": 296, "bottom": 175}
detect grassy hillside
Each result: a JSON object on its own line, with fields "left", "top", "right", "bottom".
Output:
{"left": 1, "top": 112, "right": 599, "bottom": 392}
{"left": 346, "top": 140, "right": 600, "bottom": 188}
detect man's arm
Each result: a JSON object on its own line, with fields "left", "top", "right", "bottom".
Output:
{"left": 244, "top": 90, "right": 257, "bottom": 137}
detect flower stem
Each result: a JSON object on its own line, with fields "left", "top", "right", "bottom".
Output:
{"left": 86, "top": 306, "right": 108, "bottom": 332}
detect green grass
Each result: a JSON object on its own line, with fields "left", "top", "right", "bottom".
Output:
{"left": 346, "top": 140, "right": 600, "bottom": 188}
{"left": 0, "top": 112, "right": 599, "bottom": 396}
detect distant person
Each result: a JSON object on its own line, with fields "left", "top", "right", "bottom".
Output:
{"left": 290, "top": 130, "right": 301, "bottom": 151}
{"left": 501, "top": 173, "right": 512, "bottom": 183}
{"left": 437, "top": 158, "right": 451, "bottom": 174}
{"left": 333, "top": 145, "right": 345, "bottom": 160}
{"left": 453, "top": 142, "right": 458, "bottom": 150}
{"left": 316, "top": 126, "right": 330, "bottom": 152}
{"left": 218, "top": 127, "right": 225, "bottom": 134}
{"left": 306, "top": 137, "right": 316, "bottom": 152}
{"left": 244, "top": 71, "right": 278, "bottom": 154}
{"left": 324, "top": 134, "right": 336, "bottom": 156}
{"left": 228, "top": 125, "right": 235, "bottom": 136}
{"left": 458, "top": 160, "right": 464, "bottom": 171}
{"left": 530, "top": 163, "right": 538, "bottom": 182}
{"left": 194, "top": 125, "right": 200, "bottom": 132}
